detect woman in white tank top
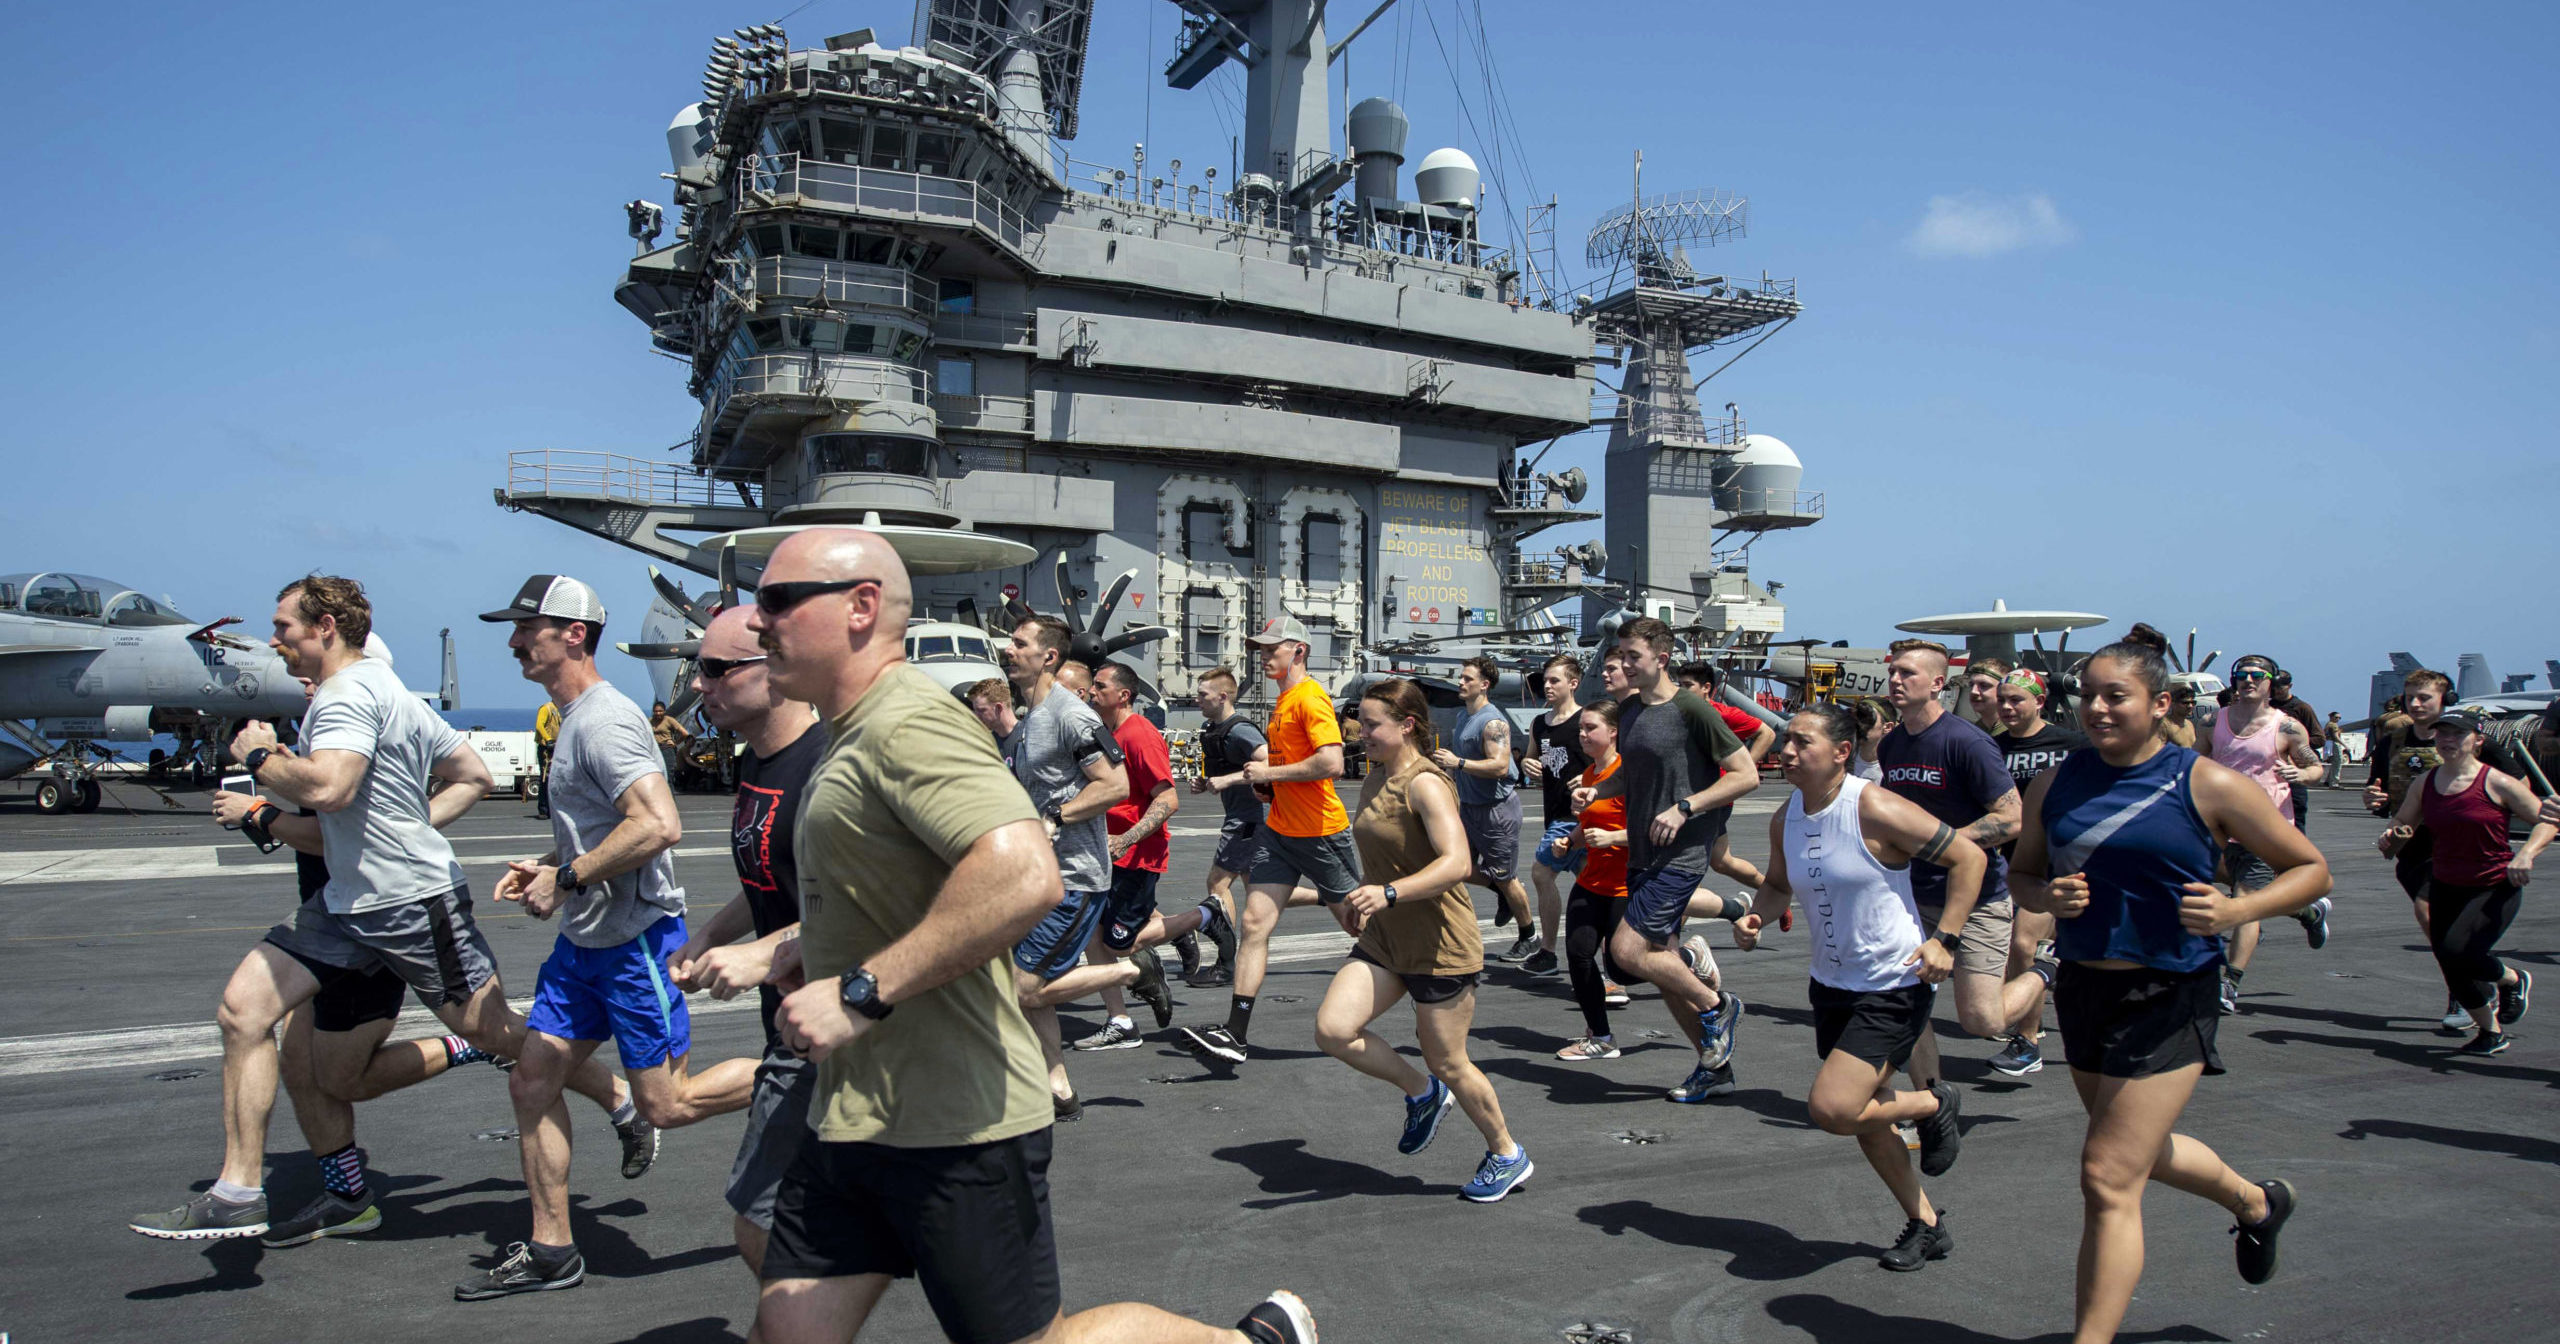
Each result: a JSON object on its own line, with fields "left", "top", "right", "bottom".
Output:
{"left": 1735, "top": 703, "right": 1992, "bottom": 1272}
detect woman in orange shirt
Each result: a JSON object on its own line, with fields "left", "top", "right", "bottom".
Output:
{"left": 1557, "top": 699, "right": 1634, "bottom": 1059}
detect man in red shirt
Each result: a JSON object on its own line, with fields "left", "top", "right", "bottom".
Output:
{"left": 1075, "top": 661, "right": 1183, "bottom": 1051}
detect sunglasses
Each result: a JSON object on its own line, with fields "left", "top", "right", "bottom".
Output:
{"left": 698, "top": 655, "right": 766, "bottom": 679}
{"left": 756, "top": 577, "right": 876, "bottom": 615}
{"left": 2232, "top": 669, "right": 2272, "bottom": 683}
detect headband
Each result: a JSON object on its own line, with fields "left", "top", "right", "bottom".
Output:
{"left": 2002, "top": 669, "right": 2049, "bottom": 700}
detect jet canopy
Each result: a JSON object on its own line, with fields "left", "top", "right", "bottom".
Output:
{"left": 0, "top": 572, "right": 195, "bottom": 627}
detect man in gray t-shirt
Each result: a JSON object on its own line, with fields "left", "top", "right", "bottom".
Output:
{"left": 1007, "top": 677, "right": 1122, "bottom": 895}
{"left": 543, "top": 681, "right": 686, "bottom": 946}
{"left": 300, "top": 655, "right": 470, "bottom": 911}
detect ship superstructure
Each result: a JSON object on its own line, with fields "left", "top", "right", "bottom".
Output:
{"left": 497, "top": 0, "right": 1812, "bottom": 708}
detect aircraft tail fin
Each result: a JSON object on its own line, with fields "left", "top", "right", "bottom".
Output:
{"left": 438, "top": 628, "right": 460, "bottom": 711}
{"left": 2546, "top": 659, "right": 2559, "bottom": 691}
{"left": 2456, "top": 653, "right": 2496, "bottom": 701}
{"left": 2387, "top": 652, "right": 2423, "bottom": 676}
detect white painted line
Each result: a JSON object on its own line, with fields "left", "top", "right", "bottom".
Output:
{"left": 0, "top": 845, "right": 744, "bottom": 888}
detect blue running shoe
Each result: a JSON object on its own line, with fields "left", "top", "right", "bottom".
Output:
{"left": 1460, "top": 1146, "right": 1534, "bottom": 1203}
{"left": 1398, "top": 1078, "right": 1453, "bottom": 1154}
{"left": 1667, "top": 1058, "right": 1735, "bottom": 1102}
{"left": 1698, "top": 991, "right": 1743, "bottom": 1068}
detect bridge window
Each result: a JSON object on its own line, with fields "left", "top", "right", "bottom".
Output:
{"left": 791, "top": 225, "right": 841, "bottom": 259}
{"left": 818, "top": 119, "right": 863, "bottom": 165}
{"left": 935, "top": 356, "right": 975, "bottom": 397}
{"left": 1300, "top": 515, "right": 1343, "bottom": 585}
{"left": 915, "top": 132, "right": 956, "bottom": 177}
{"left": 762, "top": 119, "right": 809, "bottom": 159}
{"left": 806, "top": 433, "right": 933, "bottom": 478}
{"left": 748, "top": 223, "right": 786, "bottom": 258}
{"left": 866, "top": 124, "right": 908, "bottom": 171}
{"left": 938, "top": 278, "right": 976, "bottom": 314}
{"left": 746, "top": 318, "right": 783, "bottom": 352}
{"left": 850, "top": 232, "right": 897, "bottom": 265}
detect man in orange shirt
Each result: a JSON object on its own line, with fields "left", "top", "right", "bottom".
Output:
{"left": 1178, "top": 615, "right": 1355, "bottom": 1065}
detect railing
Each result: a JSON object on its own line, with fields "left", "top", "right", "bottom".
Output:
{"left": 743, "top": 257, "right": 935, "bottom": 316}
{"left": 745, "top": 153, "right": 1033, "bottom": 257}
{"left": 1051, "top": 152, "right": 1515, "bottom": 282}
{"left": 1720, "top": 488, "right": 1826, "bottom": 521}
{"left": 503, "top": 450, "right": 760, "bottom": 510}
{"left": 1507, "top": 553, "right": 1593, "bottom": 588}
{"left": 929, "top": 393, "right": 1035, "bottom": 434}
{"left": 699, "top": 354, "right": 932, "bottom": 445}
{"left": 933, "top": 309, "right": 1037, "bottom": 348}
{"left": 1590, "top": 395, "right": 1745, "bottom": 446}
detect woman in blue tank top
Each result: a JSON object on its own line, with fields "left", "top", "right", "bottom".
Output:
{"left": 2010, "top": 642, "right": 2330, "bottom": 1344}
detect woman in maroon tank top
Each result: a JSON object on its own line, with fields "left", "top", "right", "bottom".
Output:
{"left": 2381, "top": 710, "right": 2557, "bottom": 1053}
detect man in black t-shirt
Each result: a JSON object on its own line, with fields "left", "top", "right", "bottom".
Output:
{"left": 1523, "top": 653, "right": 1591, "bottom": 977}
{"left": 666, "top": 607, "right": 826, "bottom": 1277}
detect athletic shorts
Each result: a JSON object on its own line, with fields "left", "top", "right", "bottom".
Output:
{"left": 2394, "top": 825, "right": 2435, "bottom": 901}
{"left": 1809, "top": 978, "right": 1932, "bottom": 1069}
{"left": 309, "top": 967, "right": 408, "bottom": 1033}
{"left": 763, "top": 1127, "right": 1062, "bottom": 1344}
{"left": 1347, "top": 945, "right": 1482, "bottom": 1005}
{"left": 1459, "top": 794, "right": 1522, "bottom": 884}
{"left": 725, "top": 1052, "right": 816, "bottom": 1229}
{"left": 1213, "top": 812, "right": 1266, "bottom": 874}
{"left": 1101, "top": 865, "right": 1162, "bottom": 952}
{"left": 525, "top": 913, "right": 692, "bottom": 1069}
{"left": 265, "top": 885, "right": 497, "bottom": 1012}
{"left": 2222, "top": 841, "right": 2277, "bottom": 892}
{"left": 1013, "top": 888, "right": 1107, "bottom": 983}
{"left": 1623, "top": 865, "right": 1705, "bottom": 948}
{"left": 1533, "top": 818, "right": 1587, "bottom": 875}
{"left": 1916, "top": 896, "right": 2015, "bottom": 979}
{"left": 2055, "top": 961, "right": 2224, "bottom": 1079}
{"left": 1247, "top": 826, "right": 1360, "bottom": 902}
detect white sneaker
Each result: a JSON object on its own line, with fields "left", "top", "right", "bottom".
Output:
{"left": 1555, "top": 1036, "right": 1621, "bottom": 1061}
{"left": 2440, "top": 999, "right": 2475, "bottom": 1032}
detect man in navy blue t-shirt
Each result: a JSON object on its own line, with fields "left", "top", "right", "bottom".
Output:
{"left": 1877, "top": 640, "right": 2049, "bottom": 1082}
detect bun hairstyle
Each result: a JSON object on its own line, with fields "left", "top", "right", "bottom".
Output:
{"left": 2085, "top": 641, "right": 2171, "bottom": 697}
{"left": 1362, "top": 678, "right": 1438, "bottom": 753}
{"left": 2121, "top": 622, "right": 2172, "bottom": 656}
{"left": 1580, "top": 697, "right": 1622, "bottom": 729}
{"left": 1797, "top": 702, "right": 1861, "bottom": 753}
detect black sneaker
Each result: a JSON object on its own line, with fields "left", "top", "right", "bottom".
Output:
{"left": 130, "top": 1189, "right": 268, "bottom": 1240}
{"left": 1199, "top": 898, "right": 1240, "bottom": 972}
{"left": 455, "top": 1242, "right": 585, "bottom": 1301}
{"left": 1917, "top": 1082, "right": 1963, "bottom": 1177}
{"left": 1174, "top": 930, "right": 1203, "bottom": 978}
{"left": 262, "top": 1191, "right": 381, "bottom": 1247}
{"left": 2459, "top": 1030, "right": 2512, "bottom": 1056}
{"left": 1179, "top": 1025, "right": 1248, "bottom": 1064}
{"left": 1495, "top": 931, "right": 1541, "bottom": 963}
{"left": 615, "top": 1113, "right": 659, "bottom": 1180}
{"left": 1186, "top": 964, "right": 1235, "bottom": 989}
{"left": 1235, "top": 1289, "right": 1318, "bottom": 1344}
{"left": 1054, "top": 1093, "right": 1084, "bottom": 1122}
{"left": 2231, "top": 1179, "right": 2295, "bottom": 1285}
{"left": 1521, "top": 948, "right": 1560, "bottom": 977}
{"left": 2499, "top": 968, "right": 2532, "bottom": 1026}
{"left": 1878, "top": 1212, "right": 1952, "bottom": 1271}
{"left": 1130, "top": 948, "right": 1175, "bottom": 1029}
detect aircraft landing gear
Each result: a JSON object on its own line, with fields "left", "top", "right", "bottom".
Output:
{"left": 75, "top": 779, "right": 102, "bottom": 812}
{"left": 35, "top": 778, "right": 75, "bottom": 814}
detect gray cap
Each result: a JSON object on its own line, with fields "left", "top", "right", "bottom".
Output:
{"left": 1246, "top": 613, "right": 1311, "bottom": 647}
{"left": 477, "top": 574, "right": 608, "bottom": 625}
{"left": 2431, "top": 707, "right": 2486, "bottom": 735}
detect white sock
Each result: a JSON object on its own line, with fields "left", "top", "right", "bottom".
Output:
{"left": 211, "top": 1178, "right": 261, "bottom": 1203}
{"left": 1108, "top": 1015, "right": 1133, "bottom": 1029}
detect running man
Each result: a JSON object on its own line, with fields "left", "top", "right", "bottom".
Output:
{"left": 1179, "top": 665, "right": 1263, "bottom": 985}
{"left": 2268, "top": 670, "right": 2322, "bottom": 830}
{"left": 1987, "top": 667, "right": 2085, "bottom": 1075}
{"left": 467, "top": 573, "right": 758, "bottom": 1300}
{"left": 747, "top": 527, "right": 1316, "bottom": 1344}
{"left": 1875, "top": 639, "right": 2041, "bottom": 1093}
{"left": 1074, "top": 661, "right": 1181, "bottom": 1052}
{"left": 663, "top": 606, "right": 827, "bottom": 1276}
{"left": 2382, "top": 707, "right": 2552, "bottom": 1054}
{"left": 1579, "top": 617, "right": 1758, "bottom": 1102}
{"left": 2196, "top": 655, "right": 2331, "bottom": 1014}
{"left": 1675, "top": 660, "right": 1779, "bottom": 907}
{"left": 1737, "top": 703, "right": 1985, "bottom": 1270}
{"left": 965, "top": 676, "right": 1017, "bottom": 741}
{"left": 132, "top": 577, "right": 628, "bottom": 1247}
{"left": 1523, "top": 654, "right": 1590, "bottom": 978}
{"left": 1433, "top": 656, "right": 1537, "bottom": 961}
{"left": 2011, "top": 640, "right": 2329, "bottom": 1344}
{"left": 1179, "top": 615, "right": 1360, "bottom": 1065}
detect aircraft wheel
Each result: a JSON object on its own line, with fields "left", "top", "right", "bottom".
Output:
{"left": 74, "top": 780, "right": 103, "bottom": 813}
{"left": 146, "top": 749, "right": 169, "bottom": 781}
{"left": 35, "top": 779, "right": 72, "bottom": 814}
{"left": 190, "top": 758, "right": 217, "bottom": 787}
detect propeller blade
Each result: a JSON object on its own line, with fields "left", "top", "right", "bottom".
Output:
{"left": 648, "top": 566, "right": 716, "bottom": 631}
{"left": 718, "top": 543, "right": 742, "bottom": 612}
{"left": 618, "top": 639, "right": 704, "bottom": 660}
{"left": 1101, "top": 624, "right": 1172, "bottom": 655}
{"left": 2198, "top": 650, "right": 2221, "bottom": 673}
{"left": 1053, "top": 552, "right": 1082, "bottom": 634}
{"left": 666, "top": 668, "right": 704, "bottom": 723}
{"left": 1002, "top": 596, "right": 1037, "bottom": 629}
{"left": 955, "top": 596, "right": 981, "bottom": 632}
{"left": 1091, "top": 569, "right": 1137, "bottom": 633}
{"left": 2183, "top": 629, "right": 2198, "bottom": 675}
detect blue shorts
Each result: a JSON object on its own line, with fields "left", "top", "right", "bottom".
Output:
{"left": 526, "top": 913, "right": 692, "bottom": 1069}
{"left": 1101, "top": 865, "right": 1162, "bottom": 952}
{"left": 1533, "top": 819, "right": 1586, "bottom": 875}
{"left": 1013, "top": 888, "right": 1107, "bottom": 983}
{"left": 1624, "top": 866, "right": 1704, "bottom": 949}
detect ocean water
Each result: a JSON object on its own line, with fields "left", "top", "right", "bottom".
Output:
{"left": 439, "top": 707, "right": 541, "bottom": 734}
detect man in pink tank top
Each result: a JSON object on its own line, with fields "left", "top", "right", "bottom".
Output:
{"left": 2202, "top": 655, "right": 2331, "bottom": 1012}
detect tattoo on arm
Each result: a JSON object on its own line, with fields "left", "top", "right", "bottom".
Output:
{"left": 1915, "top": 823, "right": 1956, "bottom": 865}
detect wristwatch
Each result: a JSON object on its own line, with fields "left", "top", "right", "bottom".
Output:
{"left": 557, "top": 861, "right": 586, "bottom": 894}
{"left": 1675, "top": 798, "right": 1696, "bottom": 817}
{"left": 1042, "top": 803, "right": 1064, "bottom": 827}
{"left": 1381, "top": 883, "right": 1400, "bottom": 908}
{"left": 244, "top": 746, "right": 275, "bottom": 777}
{"left": 1934, "top": 930, "right": 1964, "bottom": 954}
{"left": 838, "top": 967, "right": 893, "bottom": 1020}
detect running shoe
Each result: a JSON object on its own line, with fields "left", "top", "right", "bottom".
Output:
{"left": 1179, "top": 1024, "right": 1249, "bottom": 1064}
{"left": 1680, "top": 934, "right": 1721, "bottom": 990}
{"left": 2441, "top": 998, "right": 2476, "bottom": 1032}
{"left": 2297, "top": 896, "right": 2332, "bottom": 950}
{"left": 1667, "top": 1059, "right": 1736, "bottom": 1103}
{"left": 1398, "top": 1078, "right": 1453, "bottom": 1154}
{"left": 1495, "top": 931, "right": 1540, "bottom": 963}
{"left": 1199, "top": 898, "right": 1239, "bottom": 972}
{"left": 1878, "top": 1212, "right": 1952, "bottom": 1272}
{"left": 2217, "top": 972, "right": 2242, "bottom": 1017}
{"left": 1187, "top": 964, "right": 1235, "bottom": 989}
{"left": 1072, "top": 1020, "right": 1144, "bottom": 1051}
{"left": 1697, "top": 990, "right": 1743, "bottom": 1069}
{"left": 615, "top": 1113, "right": 659, "bottom": 1179}
{"left": 1460, "top": 1146, "right": 1534, "bottom": 1203}
{"left": 2231, "top": 1179, "right": 2296, "bottom": 1285}
{"left": 2458, "top": 1030, "right": 2511, "bottom": 1056}
{"left": 1054, "top": 1092, "right": 1084, "bottom": 1122}
{"left": 1521, "top": 948, "right": 1560, "bottom": 977}
{"left": 1174, "top": 930, "right": 1203, "bottom": 979}
{"left": 1602, "top": 983, "right": 1631, "bottom": 1008}
{"left": 1989, "top": 1034, "right": 2044, "bottom": 1077}
{"left": 1555, "top": 1036, "right": 1620, "bottom": 1061}
{"left": 1493, "top": 898, "right": 1515, "bottom": 929}
{"left": 2499, "top": 968, "right": 2532, "bottom": 1026}
{"left": 1235, "top": 1289, "right": 1320, "bottom": 1344}
{"left": 130, "top": 1189, "right": 268, "bottom": 1241}
{"left": 455, "top": 1242, "right": 586, "bottom": 1301}
{"left": 262, "top": 1191, "right": 380, "bottom": 1247}
{"left": 1917, "top": 1082, "right": 1963, "bottom": 1177}
{"left": 1129, "top": 948, "right": 1175, "bottom": 1029}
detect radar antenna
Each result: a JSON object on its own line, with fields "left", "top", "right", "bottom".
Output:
{"left": 913, "top": 0, "right": 1094, "bottom": 144}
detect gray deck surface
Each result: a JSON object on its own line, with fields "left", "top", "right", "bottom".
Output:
{"left": 1, "top": 778, "right": 2551, "bottom": 1342}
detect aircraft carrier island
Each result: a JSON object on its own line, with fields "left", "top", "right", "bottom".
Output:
{"left": 497, "top": 0, "right": 1820, "bottom": 708}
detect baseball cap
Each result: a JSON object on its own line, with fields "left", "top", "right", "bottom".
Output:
{"left": 1246, "top": 614, "right": 1311, "bottom": 647}
{"left": 477, "top": 574, "right": 608, "bottom": 625}
{"left": 2432, "top": 707, "right": 2485, "bottom": 735}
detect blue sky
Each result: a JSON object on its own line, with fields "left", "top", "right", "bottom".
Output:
{"left": 6, "top": 1, "right": 2552, "bottom": 718}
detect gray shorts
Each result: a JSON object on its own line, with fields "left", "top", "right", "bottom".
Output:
{"left": 265, "top": 885, "right": 497, "bottom": 1009}
{"left": 1247, "top": 825, "right": 1360, "bottom": 902}
{"left": 2222, "top": 841, "right": 2277, "bottom": 892}
{"left": 1916, "top": 895, "right": 2016, "bottom": 980}
{"left": 726, "top": 1052, "right": 816, "bottom": 1228}
{"left": 1460, "top": 795, "right": 1522, "bottom": 884}
{"left": 1213, "top": 812, "right": 1266, "bottom": 874}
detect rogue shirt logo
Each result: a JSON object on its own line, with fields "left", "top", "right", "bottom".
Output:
{"left": 1885, "top": 764, "right": 1946, "bottom": 789}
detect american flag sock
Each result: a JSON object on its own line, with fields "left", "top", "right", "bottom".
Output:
{"left": 318, "top": 1144, "right": 367, "bottom": 1201}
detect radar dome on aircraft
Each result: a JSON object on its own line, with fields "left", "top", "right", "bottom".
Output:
{"left": 666, "top": 103, "right": 714, "bottom": 175}
{"left": 1414, "top": 147, "right": 1480, "bottom": 209}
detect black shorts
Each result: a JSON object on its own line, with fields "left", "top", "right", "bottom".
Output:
{"left": 308, "top": 965, "right": 408, "bottom": 1033}
{"left": 1100, "top": 864, "right": 1162, "bottom": 952}
{"left": 2395, "top": 825, "right": 2435, "bottom": 901}
{"left": 1808, "top": 978, "right": 1932, "bottom": 1070}
{"left": 763, "top": 1127, "right": 1062, "bottom": 1344}
{"left": 1346, "top": 945, "right": 1481, "bottom": 1005}
{"left": 2055, "top": 962, "right": 2225, "bottom": 1079}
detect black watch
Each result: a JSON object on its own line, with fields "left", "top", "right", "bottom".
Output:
{"left": 1381, "top": 883, "right": 1399, "bottom": 908}
{"left": 1042, "top": 803, "right": 1064, "bottom": 827}
{"left": 1675, "top": 798, "right": 1696, "bottom": 817}
{"left": 838, "top": 968, "right": 893, "bottom": 1020}
{"left": 244, "top": 746, "right": 275, "bottom": 776}
{"left": 557, "top": 861, "right": 585, "bottom": 894}
{"left": 1934, "top": 930, "right": 1964, "bottom": 953}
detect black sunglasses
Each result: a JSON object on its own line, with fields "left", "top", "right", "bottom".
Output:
{"left": 698, "top": 655, "right": 767, "bottom": 678}
{"left": 756, "top": 578, "right": 876, "bottom": 615}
